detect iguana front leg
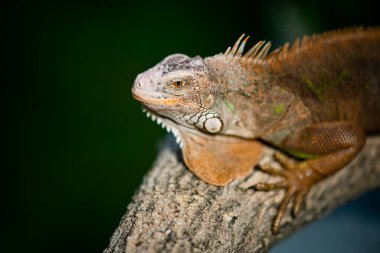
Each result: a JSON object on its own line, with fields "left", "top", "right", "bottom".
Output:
{"left": 254, "top": 121, "right": 366, "bottom": 233}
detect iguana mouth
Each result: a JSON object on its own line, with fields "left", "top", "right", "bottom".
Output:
{"left": 132, "top": 90, "right": 200, "bottom": 109}
{"left": 132, "top": 93, "right": 181, "bottom": 105}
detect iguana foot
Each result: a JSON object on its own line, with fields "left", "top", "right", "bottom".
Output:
{"left": 252, "top": 152, "right": 322, "bottom": 233}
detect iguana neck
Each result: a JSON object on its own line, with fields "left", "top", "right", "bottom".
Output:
{"left": 204, "top": 55, "right": 311, "bottom": 142}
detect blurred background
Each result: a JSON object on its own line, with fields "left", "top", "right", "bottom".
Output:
{"left": 3, "top": 0, "right": 379, "bottom": 252}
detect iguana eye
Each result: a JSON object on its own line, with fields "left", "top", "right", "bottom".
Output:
{"left": 170, "top": 80, "right": 186, "bottom": 89}
{"left": 163, "top": 77, "right": 191, "bottom": 95}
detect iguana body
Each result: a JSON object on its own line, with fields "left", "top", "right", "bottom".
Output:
{"left": 132, "top": 27, "right": 380, "bottom": 233}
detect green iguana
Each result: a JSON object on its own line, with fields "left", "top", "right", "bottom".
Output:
{"left": 132, "top": 27, "right": 380, "bottom": 233}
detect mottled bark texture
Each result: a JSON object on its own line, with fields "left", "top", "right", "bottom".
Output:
{"left": 104, "top": 136, "right": 380, "bottom": 253}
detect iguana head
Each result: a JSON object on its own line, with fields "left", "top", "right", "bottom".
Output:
{"left": 132, "top": 36, "right": 285, "bottom": 142}
{"left": 132, "top": 53, "right": 225, "bottom": 138}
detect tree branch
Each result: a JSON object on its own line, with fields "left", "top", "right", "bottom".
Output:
{"left": 104, "top": 136, "right": 380, "bottom": 253}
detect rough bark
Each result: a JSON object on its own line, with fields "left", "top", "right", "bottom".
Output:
{"left": 104, "top": 136, "right": 380, "bottom": 253}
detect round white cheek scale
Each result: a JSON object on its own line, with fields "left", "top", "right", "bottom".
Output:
{"left": 204, "top": 118, "right": 223, "bottom": 133}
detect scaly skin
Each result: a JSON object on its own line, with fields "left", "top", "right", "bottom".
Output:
{"left": 132, "top": 27, "right": 380, "bottom": 233}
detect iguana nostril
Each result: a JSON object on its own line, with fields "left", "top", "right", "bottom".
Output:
{"left": 137, "top": 82, "right": 142, "bottom": 88}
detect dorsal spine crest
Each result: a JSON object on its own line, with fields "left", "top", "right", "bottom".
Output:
{"left": 223, "top": 27, "right": 380, "bottom": 66}
{"left": 224, "top": 34, "right": 272, "bottom": 64}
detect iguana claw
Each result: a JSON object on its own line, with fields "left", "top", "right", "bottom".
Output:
{"left": 252, "top": 152, "right": 317, "bottom": 233}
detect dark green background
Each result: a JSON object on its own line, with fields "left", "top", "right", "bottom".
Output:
{"left": 3, "top": 0, "right": 379, "bottom": 252}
